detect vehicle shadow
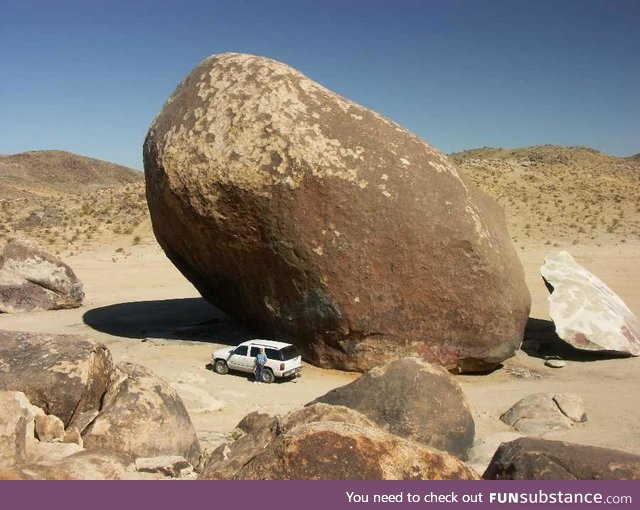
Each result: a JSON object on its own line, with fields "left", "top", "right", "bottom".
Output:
{"left": 82, "top": 297, "right": 258, "bottom": 346}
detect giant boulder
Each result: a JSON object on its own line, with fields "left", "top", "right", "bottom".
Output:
{"left": 0, "top": 237, "right": 84, "bottom": 313}
{"left": 143, "top": 52, "right": 530, "bottom": 372}
{"left": 541, "top": 250, "right": 640, "bottom": 355}
{"left": 308, "top": 358, "right": 474, "bottom": 458}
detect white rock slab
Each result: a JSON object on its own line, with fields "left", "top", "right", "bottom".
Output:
{"left": 541, "top": 250, "right": 640, "bottom": 355}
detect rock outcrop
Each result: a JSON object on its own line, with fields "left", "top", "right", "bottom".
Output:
{"left": 83, "top": 362, "right": 201, "bottom": 466}
{"left": 0, "top": 330, "right": 201, "bottom": 479}
{"left": 500, "top": 392, "right": 586, "bottom": 435}
{"left": 199, "top": 412, "right": 281, "bottom": 480}
{"left": 234, "top": 421, "right": 478, "bottom": 480}
{"left": 0, "top": 237, "right": 84, "bottom": 313}
{"left": 0, "top": 450, "right": 130, "bottom": 480}
{"left": 0, "top": 331, "right": 114, "bottom": 427}
{"left": 0, "top": 391, "right": 41, "bottom": 467}
{"left": 143, "top": 52, "right": 530, "bottom": 373}
{"left": 484, "top": 437, "right": 640, "bottom": 480}
{"left": 541, "top": 250, "right": 640, "bottom": 356}
{"left": 309, "top": 358, "right": 474, "bottom": 458}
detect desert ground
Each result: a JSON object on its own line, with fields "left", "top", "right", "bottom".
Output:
{"left": 1, "top": 236, "right": 638, "bottom": 467}
{"left": 1, "top": 147, "right": 639, "bottom": 472}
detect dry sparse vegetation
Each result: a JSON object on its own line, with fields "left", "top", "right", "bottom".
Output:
{"left": 450, "top": 145, "right": 640, "bottom": 245}
{"left": 0, "top": 151, "right": 148, "bottom": 255}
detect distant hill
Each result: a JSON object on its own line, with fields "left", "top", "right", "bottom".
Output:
{"left": 628, "top": 153, "right": 640, "bottom": 161}
{"left": 0, "top": 150, "right": 142, "bottom": 199}
{"left": 0, "top": 150, "right": 148, "bottom": 254}
{"left": 450, "top": 145, "right": 640, "bottom": 245}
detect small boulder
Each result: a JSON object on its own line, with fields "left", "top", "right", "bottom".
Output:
{"left": 484, "top": 437, "right": 640, "bottom": 480}
{"left": 134, "top": 456, "right": 193, "bottom": 478}
{"left": 309, "top": 358, "right": 474, "bottom": 458}
{"left": 234, "top": 421, "right": 478, "bottom": 480}
{"left": 62, "top": 428, "right": 83, "bottom": 448}
{"left": 500, "top": 392, "right": 586, "bottom": 434}
{"left": 199, "top": 412, "right": 280, "bottom": 480}
{"left": 82, "top": 362, "right": 201, "bottom": 466}
{"left": 465, "top": 431, "right": 523, "bottom": 475}
{"left": 1, "top": 450, "right": 129, "bottom": 480}
{"left": 545, "top": 358, "right": 566, "bottom": 368}
{"left": 34, "top": 414, "right": 65, "bottom": 442}
{"left": 0, "top": 391, "right": 40, "bottom": 467}
{"left": 0, "top": 330, "right": 115, "bottom": 428}
{"left": 553, "top": 393, "right": 587, "bottom": 423}
{"left": 541, "top": 250, "right": 640, "bottom": 356}
{"left": 0, "top": 237, "right": 84, "bottom": 313}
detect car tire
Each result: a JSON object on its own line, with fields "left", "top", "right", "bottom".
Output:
{"left": 262, "top": 368, "right": 275, "bottom": 384}
{"left": 213, "top": 359, "right": 228, "bottom": 375}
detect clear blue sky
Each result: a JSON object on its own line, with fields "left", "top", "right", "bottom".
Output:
{"left": 1, "top": 0, "right": 638, "bottom": 169}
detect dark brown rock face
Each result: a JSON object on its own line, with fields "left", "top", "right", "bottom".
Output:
{"left": 143, "top": 52, "right": 530, "bottom": 372}
{"left": 309, "top": 358, "right": 474, "bottom": 458}
{"left": 235, "top": 421, "right": 478, "bottom": 480}
{"left": 0, "top": 237, "right": 84, "bottom": 313}
{"left": 82, "top": 362, "right": 201, "bottom": 466}
{"left": 0, "top": 331, "right": 114, "bottom": 427}
{"left": 200, "top": 404, "right": 378, "bottom": 480}
{"left": 483, "top": 437, "right": 640, "bottom": 480}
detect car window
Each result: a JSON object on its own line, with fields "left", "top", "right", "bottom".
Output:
{"left": 280, "top": 345, "right": 300, "bottom": 361}
{"left": 249, "top": 346, "right": 260, "bottom": 358}
{"left": 265, "top": 348, "right": 279, "bottom": 360}
{"left": 233, "top": 346, "right": 248, "bottom": 356}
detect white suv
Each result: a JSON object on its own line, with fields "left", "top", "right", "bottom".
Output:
{"left": 211, "top": 339, "right": 302, "bottom": 383}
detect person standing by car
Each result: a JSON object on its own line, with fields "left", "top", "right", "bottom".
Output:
{"left": 254, "top": 347, "right": 267, "bottom": 383}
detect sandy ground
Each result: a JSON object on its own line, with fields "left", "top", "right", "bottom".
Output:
{"left": 1, "top": 239, "right": 639, "bottom": 469}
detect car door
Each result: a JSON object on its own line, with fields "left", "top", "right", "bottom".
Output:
{"left": 226, "top": 345, "right": 249, "bottom": 372}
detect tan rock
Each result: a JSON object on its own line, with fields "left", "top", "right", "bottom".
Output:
{"left": 0, "top": 391, "right": 31, "bottom": 467}
{"left": 500, "top": 392, "right": 586, "bottom": 434}
{"left": 0, "top": 330, "right": 115, "bottom": 428}
{"left": 0, "top": 450, "right": 128, "bottom": 480}
{"left": 34, "top": 414, "right": 65, "bottom": 442}
{"left": 0, "top": 237, "right": 84, "bottom": 313}
{"left": 62, "top": 428, "right": 83, "bottom": 447}
{"left": 83, "top": 362, "right": 201, "bottom": 465}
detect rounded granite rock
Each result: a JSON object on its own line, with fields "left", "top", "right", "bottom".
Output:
{"left": 144, "top": 52, "right": 530, "bottom": 372}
